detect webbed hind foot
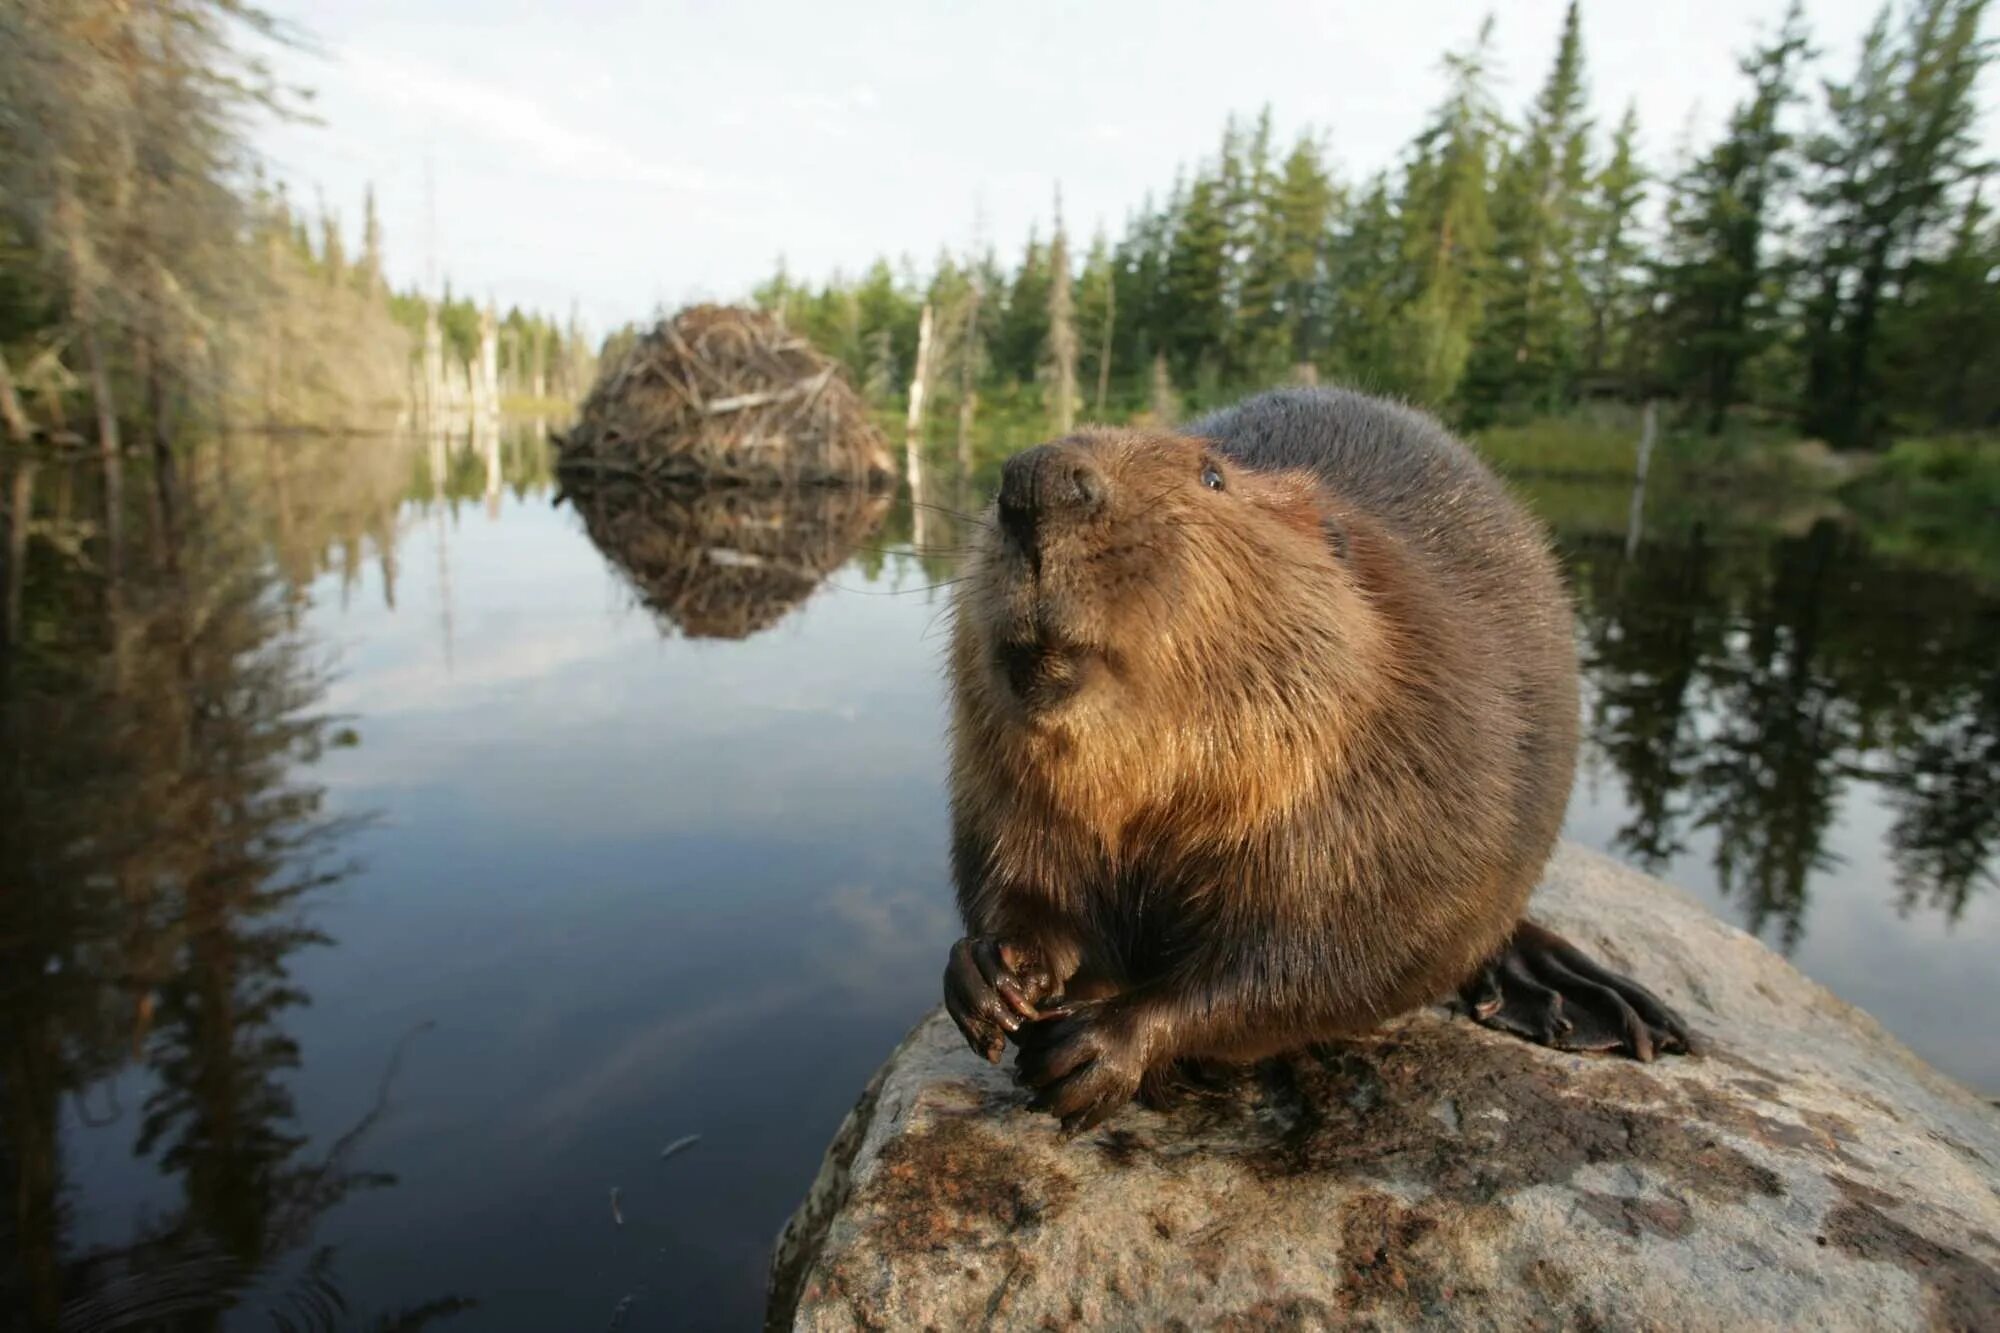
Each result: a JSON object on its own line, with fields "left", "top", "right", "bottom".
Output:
{"left": 1458, "top": 920, "right": 1696, "bottom": 1062}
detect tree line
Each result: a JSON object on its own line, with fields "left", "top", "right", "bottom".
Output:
{"left": 0, "top": 0, "right": 592, "bottom": 458}
{"left": 757, "top": 0, "right": 1996, "bottom": 449}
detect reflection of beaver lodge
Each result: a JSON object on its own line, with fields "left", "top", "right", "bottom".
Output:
{"left": 555, "top": 305, "right": 895, "bottom": 486}
{"left": 570, "top": 482, "right": 891, "bottom": 639}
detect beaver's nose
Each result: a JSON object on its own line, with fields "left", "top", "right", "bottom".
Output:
{"left": 997, "top": 443, "right": 1106, "bottom": 552}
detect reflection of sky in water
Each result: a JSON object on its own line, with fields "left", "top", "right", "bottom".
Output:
{"left": 293, "top": 495, "right": 959, "bottom": 1325}
{"left": 1568, "top": 747, "right": 1999, "bottom": 1092}
{"left": 50, "top": 477, "right": 1998, "bottom": 1330}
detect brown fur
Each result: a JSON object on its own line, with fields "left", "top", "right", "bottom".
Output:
{"left": 947, "top": 389, "right": 1579, "bottom": 1084}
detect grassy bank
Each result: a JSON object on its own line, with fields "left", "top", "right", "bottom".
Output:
{"left": 1839, "top": 436, "right": 2000, "bottom": 584}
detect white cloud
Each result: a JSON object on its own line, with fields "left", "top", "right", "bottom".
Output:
{"left": 338, "top": 45, "right": 714, "bottom": 191}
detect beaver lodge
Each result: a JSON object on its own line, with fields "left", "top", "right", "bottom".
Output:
{"left": 568, "top": 481, "right": 891, "bottom": 640}
{"left": 555, "top": 305, "right": 895, "bottom": 487}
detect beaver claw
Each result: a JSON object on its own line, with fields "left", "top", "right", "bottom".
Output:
{"left": 1458, "top": 920, "right": 1697, "bottom": 1062}
{"left": 944, "top": 936, "right": 1053, "bottom": 1064}
{"left": 1014, "top": 1001, "right": 1148, "bottom": 1134}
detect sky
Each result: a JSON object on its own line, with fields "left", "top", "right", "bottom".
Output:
{"left": 253, "top": 1, "right": 1997, "bottom": 335}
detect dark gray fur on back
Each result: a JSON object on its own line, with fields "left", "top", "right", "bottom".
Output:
{"left": 1190, "top": 386, "right": 1579, "bottom": 874}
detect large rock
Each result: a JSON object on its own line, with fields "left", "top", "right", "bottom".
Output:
{"left": 768, "top": 843, "right": 2000, "bottom": 1331}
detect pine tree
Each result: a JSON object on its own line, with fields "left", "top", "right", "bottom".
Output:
{"left": 1653, "top": 2, "right": 1812, "bottom": 433}
{"left": 997, "top": 228, "right": 1051, "bottom": 386}
{"left": 1111, "top": 191, "right": 1172, "bottom": 382}
{"left": 1075, "top": 229, "right": 1116, "bottom": 414}
{"left": 1163, "top": 172, "right": 1231, "bottom": 387}
{"left": 1799, "top": 0, "right": 1993, "bottom": 446}
{"left": 1393, "top": 18, "right": 1502, "bottom": 406}
{"left": 1881, "top": 186, "right": 2000, "bottom": 429}
{"left": 1240, "top": 131, "right": 1336, "bottom": 379}
{"left": 853, "top": 257, "right": 919, "bottom": 401}
{"left": 1326, "top": 173, "right": 1404, "bottom": 390}
{"left": 1581, "top": 104, "right": 1648, "bottom": 388}
{"left": 1228, "top": 109, "right": 1282, "bottom": 375}
{"left": 1465, "top": 1, "right": 1592, "bottom": 415}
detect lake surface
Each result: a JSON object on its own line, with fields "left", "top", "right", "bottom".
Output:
{"left": 4, "top": 424, "right": 1995, "bottom": 1329}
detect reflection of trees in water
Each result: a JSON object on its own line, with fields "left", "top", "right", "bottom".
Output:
{"left": 1571, "top": 517, "right": 2000, "bottom": 947}
{"left": 568, "top": 481, "right": 892, "bottom": 640}
{"left": 0, "top": 451, "right": 468, "bottom": 1328}
{"left": 1880, "top": 614, "right": 2000, "bottom": 920}
{"left": 1691, "top": 522, "right": 1847, "bottom": 950}
{"left": 165, "top": 419, "right": 560, "bottom": 623}
{"left": 840, "top": 458, "right": 990, "bottom": 596}
{"left": 1579, "top": 524, "right": 1728, "bottom": 870}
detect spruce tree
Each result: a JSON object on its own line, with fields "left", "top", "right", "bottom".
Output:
{"left": 997, "top": 228, "right": 1051, "bottom": 386}
{"left": 1229, "top": 109, "right": 1283, "bottom": 375}
{"left": 1393, "top": 18, "right": 1502, "bottom": 406}
{"left": 1581, "top": 105, "right": 1647, "bottom": 390}
{"left": 1799, "top": 0, "right": 1993, "bottom": 446}
{"left": 1075, "top": 229, "right": 1117, "bottom": 412}
{"left": 1881, "top": 186, "right": 2000, "bottom": 429}
{"left": 1654, "top": 1, "right": 1811, "bottom": 433}
{"left": 1112, "top": 191, "right": 1172, "bottom": 381}
{"left": 1162, "top": 172, "right": 1230, "bottom": 386}
{"left": 1325, "top": 173, "right": 1404, "bottom": 391}
{"left": 1465, "top": 1, "right": 1592, "bottom": 416}
{"left": 1244, "top": 132, "right": 1337, "bottom": 378}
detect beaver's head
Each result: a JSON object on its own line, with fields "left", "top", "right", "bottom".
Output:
{"left": 951, "top": 430, "right": 1385, "bottom": 762}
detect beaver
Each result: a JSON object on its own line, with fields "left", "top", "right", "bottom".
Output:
{"left": 942, "top": 387, "right": 1693, "bottom": 1132}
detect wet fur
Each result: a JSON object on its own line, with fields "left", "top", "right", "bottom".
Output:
{"left": 948, "top": 388, "right": 1579, "bottom": 1069}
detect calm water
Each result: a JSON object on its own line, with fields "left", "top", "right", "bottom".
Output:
{"left": 3, "top": 425, "right": 1995, "bottom": 1329}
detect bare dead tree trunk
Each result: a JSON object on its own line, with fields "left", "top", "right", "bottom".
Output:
{"left": 422, "top": 303, "right": 446, "bottom": 424}
{"left": 0, "top": 349, "right": 32, "bottom": 444}
{"left": 1048, "top": 237, "right": 1077, "bottom": 435}
{"left": 1625, "top": 399, "right": 1658, "bottom": 561}
{"left": 99, "top": 448, "right": 125, "bottom": 639}
{"left": 480, "top": 410, "right": 502, "bottom": 519}
{"left": 84, "top": 324, "right": 120, "bottom": 461}
{"left": 905, "top": 302, "right": 935, "bottom": 492}
{"left": 379, "top": 518, "right": 399, "bottom": 611}
{"left": 476, "top": 303, "right": 501, "bottom": 420}
{"left": 5, "top": 460, "right": 33, "bottom": 652}
{"left": 956, "top": 279, "right": 983, "bottom": 475}
{"left": 82, "top": 324, "right": 126, "bottom": 568}
{"left": 1094, "top": 278, "right": 1115, "bottom": 418}
{"left": 142, "top": 331, "right": 180, "bottom": 538}
{"left": 1149, "top": 352, "right": 1178, "bottom": 427}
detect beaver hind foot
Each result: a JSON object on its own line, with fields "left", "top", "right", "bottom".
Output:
{"left": 1458, "top": 920, "right": 1697, "bottom": 1062}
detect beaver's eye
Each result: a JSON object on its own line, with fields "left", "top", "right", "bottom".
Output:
{"left": 1200, "top": 462, "right": 1225, "bottom": 492}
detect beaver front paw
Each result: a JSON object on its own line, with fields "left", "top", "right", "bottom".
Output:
{"left": 1014, "top": 1000, "right": 1151, "bottom": 1134}
{"left": 944, "top": 936, "right": 1054, "bottom": 1063}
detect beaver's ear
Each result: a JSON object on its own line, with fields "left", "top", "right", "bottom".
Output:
{"left": 1264, "top": 471, "right": 1344, "bottom": 555}
{"left": 1321, "top": 514, "right": 1349, "bottom": 560}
